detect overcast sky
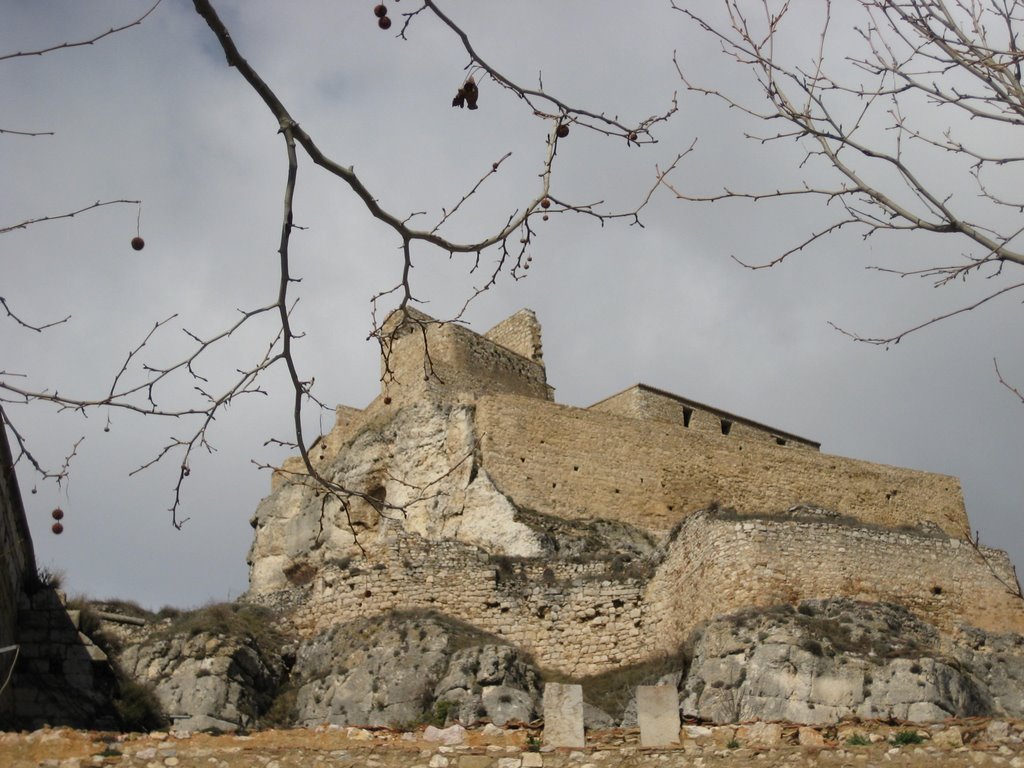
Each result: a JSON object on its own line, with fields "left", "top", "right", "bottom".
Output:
{"left": 3, "top": 1, "right": 1021, "bottom": 611}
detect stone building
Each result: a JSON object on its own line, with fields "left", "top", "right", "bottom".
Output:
{"left": 247, "top": 309, "right": 1024, "bottom": 676}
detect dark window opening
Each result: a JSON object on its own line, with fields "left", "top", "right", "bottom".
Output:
{"left": 720, "top": 419, "right": 732, "bottom": 435}
{"left": 682, "top": 407, "right": 693, "bottom": 428}
{"left": 775, "top": 437, "right": 787, "bottom": 446}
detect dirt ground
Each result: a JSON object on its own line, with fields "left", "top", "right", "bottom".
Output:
{"left": 2, "top": 720, "right": 1023, "bottom": 768}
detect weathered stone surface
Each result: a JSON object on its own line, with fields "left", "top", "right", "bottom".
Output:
{"left": 582, "top": 703, "right": 615, "bottom": 731}
{"left": 288, "top": 615, "right": 541, "bottom": 728}
{"left": 736, "top": 722, "right": 783, "bottom": 747}
{"left": 680, "top": 599, "right": 1022, "bottom": 724}
{"left": 116, "top": 624, "right": 284, "bottom": 731}
{"left": 636, "top": 686, "right": 679, "bottom": 747}
{"left": 423, "top": 724, "right": 467, "bottom": 745}
{"left": 433, "top": 645, "right": 541, "bottom": 726}
{"left": 292, "top": 615, "right": 451, "bottom": 727}
{"left": 543, "top": 683, "right": 584, "bottom": 748}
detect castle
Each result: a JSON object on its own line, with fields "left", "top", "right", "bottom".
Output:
{"left": 247, "top": 308, "right": 1024, "bottom": 676}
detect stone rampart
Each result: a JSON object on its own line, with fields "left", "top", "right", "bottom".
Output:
{"left": 271, "top": 530, "right": 647, "bottom": 677}
{"left": 483, "top": 309, "right": 544, "bottom": 365}
{"left": 645, "top": 510, "right": 1024, "bottom": 650}
{"left": 254, "top": 507, "right": 1022, "bottom": 678}
{"left": 475, "top": 394, "right": 967, "bottom": 537}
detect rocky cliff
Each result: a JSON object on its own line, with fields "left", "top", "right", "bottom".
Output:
{"left": 99, "top": 597, "right": 1024, "bottom": 730}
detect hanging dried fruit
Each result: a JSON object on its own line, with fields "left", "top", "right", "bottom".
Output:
{"left": 452, "top": 75, "right": 479, "bottom": 110}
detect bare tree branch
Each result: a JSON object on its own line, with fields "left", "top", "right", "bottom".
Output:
{"left": 0, "top": 1, "right": 163, "bottom": 62}
{"left": 0, "top": 200, "right": 141, "bottom": 236}
{"left": 672, "top": 0, "right": 1024, "bottom": 343}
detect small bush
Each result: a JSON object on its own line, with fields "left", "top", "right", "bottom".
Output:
{"left": 428, "top": 699, "right": 455, "bottom": 727}
{"left": 283, "top": 560, "right": 317, "bottom": 586}
{"left": 36, "top": 567, "right": 65, "bottom": 590}
{"left": 800, "top": 639, "right": 824, "bottom": 657}
{"left": 115, "top": 678, "right": 167, "bottom": 732}
{"left": 892, "top": 730, "right": 924, "bottom": 746}
{"left": 726, "top": 738, "right": 740, "bottom": 749}
{"left": 846, "top": 733, "right": 870, "bottom": 747}
{"left": 262, "top": 686, "right": 298, "bottom": 728}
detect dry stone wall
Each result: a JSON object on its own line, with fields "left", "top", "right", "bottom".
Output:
{"left": 646, "top": 511, "right": 1024, "bottom": 650}
{"left": 252, "top": 505, "right": 1023, "bottom": 678}
{"left": 475, "top": 394, "right": 968, "bottom": 537}
{"left": 267, "top": 529, "right": 648, "bottom": 676}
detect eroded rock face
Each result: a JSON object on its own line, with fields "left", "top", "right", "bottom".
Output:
{"left": 116, "top": 630, "right": 285, "bottom": 731}
{"left": 248, "top": 402, "right": 546, "bottom": 594}
{"left": 289, "top": 614, "right": 541, "bottom": 727}
{"left": 680, "top": 599, "right": 1019, "bottom": 723}
{"left": 432, "top": 645, "right": 541, "bottom": 726}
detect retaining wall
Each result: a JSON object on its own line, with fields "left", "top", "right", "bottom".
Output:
{"left": 257, "top": 509, "right": 1023, "bottom": 677}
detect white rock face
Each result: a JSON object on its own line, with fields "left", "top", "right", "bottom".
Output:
{"left": 247, "top": 400, "right": 543, "bottom": 594}
{"left": 446, "top": 470, "right": 544, "bottom": 558}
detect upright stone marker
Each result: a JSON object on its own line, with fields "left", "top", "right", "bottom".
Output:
{"left": 637, "top": 685, "right": 680, "bottom": 747}
{"left": 542, "top": 682, "right": 585, "bottom": 748}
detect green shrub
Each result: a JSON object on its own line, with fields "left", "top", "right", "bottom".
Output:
{"left": 845, "top": 733, "right": 870, "bottom": 747}
{"left": 892, "top": 730, "right": 924, "bottom": 746}
{"left": 429, "top": 699, "right": 455, "bottom": 727}
{"left": 726, "top": 738, "right": 740, "bottom": 749}
{"left": 262, "top": 687, "right": 298, "bottom": 728}
{"left": 114, "top": 677, "right": 167, "bottom": 732}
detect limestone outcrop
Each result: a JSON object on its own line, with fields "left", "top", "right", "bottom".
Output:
{"left": 290, "top": 614, "right": 540, "bottom": 727}
{"left": 679, "top": 599, "right": 1024, "bottom": 724}
{"left": 104, "top": 603, "right": 286, "bottom": 732}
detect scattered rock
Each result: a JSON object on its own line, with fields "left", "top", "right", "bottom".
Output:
{"left": 423, "top": 724, "right": 467, "bottom": 745}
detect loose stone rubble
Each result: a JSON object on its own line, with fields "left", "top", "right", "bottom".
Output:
{"left": 2, "top": 719, "right": 1024, "bottom": 768}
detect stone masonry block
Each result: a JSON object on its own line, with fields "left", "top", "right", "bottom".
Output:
{"left": 637, "top": 685, "right": 680, "bottom": 747}
{"left": 542, "top": 682, "right": 584, "bottom": 748}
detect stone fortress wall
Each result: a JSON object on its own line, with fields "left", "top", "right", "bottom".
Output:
{"left": 591, "top": 384, "right": 820, "bottom": 450}
{"left": 378, "top": 308, "right": 552, "bottom": 406}
{"left": 256, "top": 308, "right": 1024, "bottom": 677}
{"left": 474, "top": 395, "right": 967, "bottom": 537}
{"left": 269, "top": 508, "right": 1023, "bottom": 677}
